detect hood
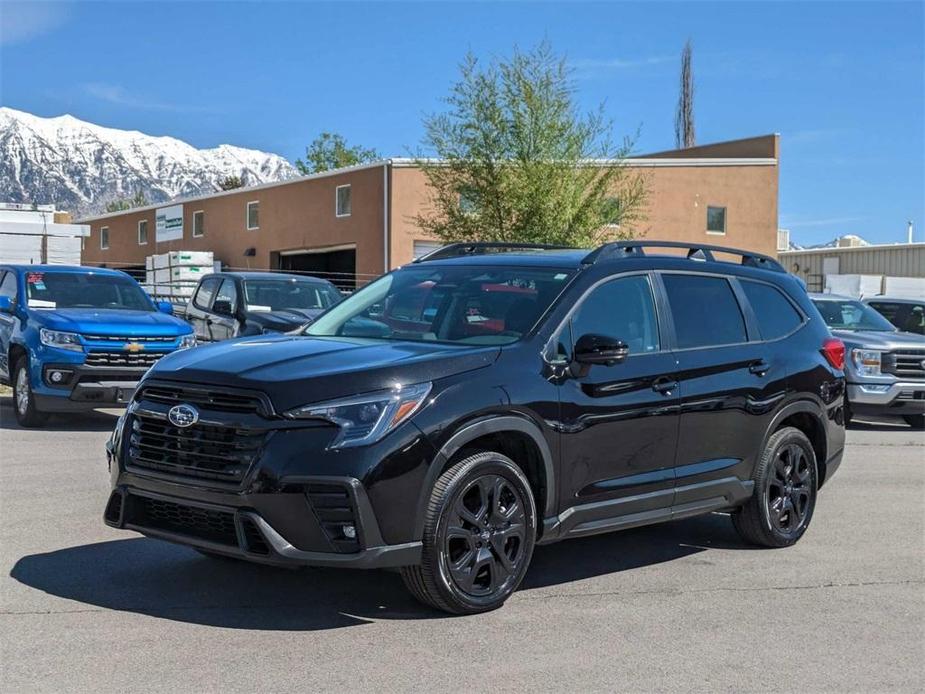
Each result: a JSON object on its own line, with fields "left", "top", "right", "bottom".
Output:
{"left": 148, "top": 335, "right": 500, "bottom": 412}
{"left": 831, "top": 328, "right": 925, "bottom": 351}
{"left": 246, "top": 308, "right": 323, "bottom": 332}
{"left": 29, "top": 308, "right": 191, "bottom": 336}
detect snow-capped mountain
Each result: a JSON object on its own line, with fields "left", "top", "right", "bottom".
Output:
{"left": 0, "top": 107, "right": 298, "bottom": 216}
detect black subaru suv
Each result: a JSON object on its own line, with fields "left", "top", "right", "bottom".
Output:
{"left": 104, "top": 241, "right": 846, "bottom": 614}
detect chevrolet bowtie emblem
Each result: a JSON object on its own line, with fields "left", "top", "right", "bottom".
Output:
{"left": 124, "top": 342, "right": 145, "bottom": 352}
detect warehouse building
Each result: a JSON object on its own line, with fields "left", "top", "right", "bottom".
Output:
{"left": 78, "top": 135, "right": 780, "bottom": 289}
{"left": 778, "top": 242, "right": 925, "bottom": 294}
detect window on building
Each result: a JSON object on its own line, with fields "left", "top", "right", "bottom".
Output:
{"left": 706, "top": 206, "right": 726, "bottom": 234}
{"left": 571, "top": 275, "right": 660, "bottom": 355}
{"left": 193, "top": 210, "right": 204, "bottom": 237}
{"left": 458, "top": 188, "right": 478, "bottom": 215}
{"left": 137, "top": 219, "right": 148, "bottom": 245}
{"left": 662, "top": 274, "right": 747, "bottom": 349}
{"left": 740, "top": 280, "right": 804, "bottom": 340}
{"left": 336, "top": 185, "right": 352, "bottom": 217}
{"left": 100, "top": 227, "right": 109, "bottom": 250}
{"left": 247, "top": 201, "right": 259, "bottom": 230}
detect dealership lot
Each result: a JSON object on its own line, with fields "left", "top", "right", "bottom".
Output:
{"left": 0, "top": 400, "right": 921, "bottom": 693}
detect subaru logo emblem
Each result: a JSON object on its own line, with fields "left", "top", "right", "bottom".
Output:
{"left": 167, "top": 404, "right": 199, "bottom": 428}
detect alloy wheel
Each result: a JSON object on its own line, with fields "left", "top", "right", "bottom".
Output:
{"left": 15, "top": 366, "right": 29, "bottom": 416}
{"left": 444, "top": 474, "right": 527, "bottom": 599}
{"left": 767, "top": 443, "right": 812, "bottom": 534}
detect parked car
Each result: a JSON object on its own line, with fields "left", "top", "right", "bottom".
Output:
{"left": 0, "top": 265, "right": 196, "bottom": 427}
{"left": 104, "top": 241, "right": 846, "bottom": 614}
{"left": 184, "top": 271, "right": 342, "bottom": 342}
{"left": 810, "top": 293, "right": 924, "bottom": 428}
{"left": 864, "top": 296, "right": 925, "bottom": 335}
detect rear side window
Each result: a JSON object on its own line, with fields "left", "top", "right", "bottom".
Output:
{"left": 741, "top": 280, "right": 804, "bottom": 340}
{"left": 662, "top": 274, "right": 746, "bottom": 349}
{"left": 193, "top": 277, "right": 221, "bottom": 310}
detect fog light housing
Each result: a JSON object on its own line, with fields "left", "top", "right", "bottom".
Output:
{"left": 342, "top": 524, "right": 356, "bottom": 540}
{"left": 44, "top": 368, "right": 74, "bottom": 387}
{"left": 859, "top": 384, "right": 890, "bottom": 394}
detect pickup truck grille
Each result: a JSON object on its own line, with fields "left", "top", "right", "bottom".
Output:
{"left": 85, "top": 351, "right": 165, "bottom": 368}
{"left": 882, "top": 350, "right": 925, "bottom": 379}
{"left": 127, "top": 413, "right": 266, "bottom": 483}
{"left": 83, "top": 334, "right": 176, "bottom": 343}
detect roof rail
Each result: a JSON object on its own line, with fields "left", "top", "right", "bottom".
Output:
{"left": 413, "top": 242, "right": 575, "bottom": 263}
{"left": 581, "top": 240, "right": 787, "bottom": 273}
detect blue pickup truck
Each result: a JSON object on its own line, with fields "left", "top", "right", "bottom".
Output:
{"left": 0, "top": 265, "right": 196, "bottom": 427}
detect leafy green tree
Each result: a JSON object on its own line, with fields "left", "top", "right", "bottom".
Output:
{"left": 105, "top": 190, "right": 148, "bottom": 213}
{"left": 218, "top": 175, "right": 244, "bottom": 191}
{"left": 296, "top": 132, "right": 380, "bottom": 174}
{"left": 415, "top": 41, "right": 646, "bottom": 247}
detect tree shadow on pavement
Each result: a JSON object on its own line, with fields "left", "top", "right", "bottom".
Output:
{"left": 0, "top": 396, "right": 121, "bottom": 432}
{"left": 9, "top": 513, "right": 750, "bottom": 630}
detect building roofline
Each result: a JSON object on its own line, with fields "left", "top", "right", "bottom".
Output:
{"left": 76, "top": 135, "right": 779, "bottom": 223}
{"left": 779, "top": 242, "right": 925, "bottom": 254}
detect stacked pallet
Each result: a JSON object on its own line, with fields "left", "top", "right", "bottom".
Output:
{"left": 143, "top": 251, "right": 215, "bottom": 305}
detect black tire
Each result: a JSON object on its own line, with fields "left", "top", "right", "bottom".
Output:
{"left": 401, "top": 451, "right": 536, "bottom": 614}
{"left": 732, "top": 427, "right": 817, "bottom": 548}
{"left": 12, "top": 357, "right": 49, "bottom": 428}
{"left": 903, "top": 414, "right": 924, "bottom": 429}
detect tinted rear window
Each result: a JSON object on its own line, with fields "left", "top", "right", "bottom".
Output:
{"left": 741, "top": 280, "right": 804, "bottom": 340}
{"left": 662, "top": 274, "right": 747, "bottom": 349}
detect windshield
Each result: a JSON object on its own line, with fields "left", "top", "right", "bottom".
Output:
{"left": 306, "top": 265, "right": 575, "bottom": 345}
{"left": 25, "top": 271, "right": 153, "bottom": 311}
{"left": 812, "top": 298, "right": 896, "bottom": 332}
{"left": 243, "top": 279, "right": 341, "bottom": 311}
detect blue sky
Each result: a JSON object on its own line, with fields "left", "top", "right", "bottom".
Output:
{"left": 1, "top": 0, "right": 923, "bottom": 246}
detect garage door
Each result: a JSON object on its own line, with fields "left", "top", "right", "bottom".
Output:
{"left": 413, "top": 240, "right": 443, "bottom": 260}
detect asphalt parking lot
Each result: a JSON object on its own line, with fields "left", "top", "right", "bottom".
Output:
{"left": 0, "top": 399, "right": 922, "bottom": 693}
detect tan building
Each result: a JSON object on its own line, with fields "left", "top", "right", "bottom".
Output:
{"left": 78, "top": 134, "right": 780, "bottom": 289}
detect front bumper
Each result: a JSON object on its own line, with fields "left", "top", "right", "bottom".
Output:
{"left": 35, "top": 362, "right": 149, "bottom": 411}
{"left": 846, "top": 381, "right": 925, "bottom": 415}
{"left": 103, "top": 484, "right": 422, "bottom": 569}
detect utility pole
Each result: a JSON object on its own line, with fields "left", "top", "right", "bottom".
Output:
{"left": 674, "top": 39, "right": 696, "bottom": 149}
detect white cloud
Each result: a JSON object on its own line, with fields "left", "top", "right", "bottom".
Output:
{"left": 0, "top": 2, "right": 69, "bottom": 46}
{"left": 81, "top": 83, "right": 211, "bottom": 113}
{"left": 571, "top": 55, "right": 673, "bottom": 77}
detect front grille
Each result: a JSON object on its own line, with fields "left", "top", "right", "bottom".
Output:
{"left": 84, "top": 334, "right": 176, "bottom": 343}
{"left": 883, "top": 350, "right": 925, "bottom": 379}
{"left": 85, "top": 351, "right": 165, "bottom": 367}
{"left": 307, "top": 483, "right": 360, "bottom": 553}
{"left": 897, "top": 390, "right": 925, "bottom": 401}
{"left": 132, "top": 495, "right": 237, "bottom": 546}
{"left": 128, "top": 413, "right": 265, "bottom": 483}
{"left": 137, "top": 384, "right": 266, "bottom": 415}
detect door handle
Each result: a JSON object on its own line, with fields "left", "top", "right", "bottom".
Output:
{"left": 652, "top": 377, "right": 678, "bottom": 395}
{"left": 748, "top": 360, "right": 770, "bottom": 376}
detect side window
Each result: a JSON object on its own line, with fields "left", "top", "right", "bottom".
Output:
{"left": 740, "top": 280, "right": 804, "bottom": 340}
{"left": 571, "top": 276, "right": 660, "bottom": 355}
{"left": 662, "top": 274, "right": 747, "bottom": 349}
{"left": 867, "top": 302, "right": 900, "bottom": 323}
{"left": 214, "top": 279, "right": 238, "bottom": 312}
{"left": 0, "top": 271, "right": 18, "bottom": 302}
{"left": 193, "top": 277, "right": 221, "bottom": 310}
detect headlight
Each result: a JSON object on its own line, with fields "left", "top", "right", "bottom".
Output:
{"left": 851, "top": 348, "right": 881, "bottom": 377}
{"left": 39, "top": 328, "right": 83, "bottom": 352}
{"left": 178, "top": 333, "right": 197, "bottom": 349}
{"left": 284, "top": 382, "right": 432, "bottom": 449}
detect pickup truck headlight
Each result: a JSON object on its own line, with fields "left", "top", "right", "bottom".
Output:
{"left": 851, "top": 348, "right": 882, "bottom": 377}
{"left": 284, "top": 382, "right": 432, "bottom": 449}
{"left": 39, "top": 328, "right": 83, "bottom": 352}
{"left": 178, "top": 333, "right": 197, "bottom": 350}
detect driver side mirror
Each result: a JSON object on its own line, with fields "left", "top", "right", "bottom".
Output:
{"left": 212, "top": 300, "right": 233, "bottom": 317}
{"left": 156, "top": 301, "right": 174, "bottom": 315}
{"left": 0, "top": 296, "right": 12, "bottom": 313}
{"left": 574, "top": 333, "right": 629, "bottom": 366}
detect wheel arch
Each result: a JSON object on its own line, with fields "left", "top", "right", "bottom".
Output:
{"left": 764, "top": 400, "right": 830, "bottom": 487}
{"left": 413, "top": 414, "right": 556, "bottom": 540}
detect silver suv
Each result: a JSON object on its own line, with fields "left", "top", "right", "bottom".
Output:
{"left": 811, "top": 293, "right": 925, "bottom": 428}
